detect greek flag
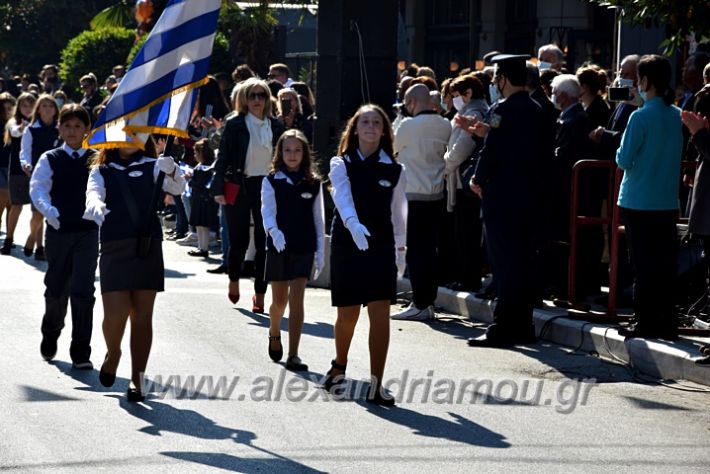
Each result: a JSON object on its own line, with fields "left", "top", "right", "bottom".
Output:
{"left": 84, "top": 0, "right": 221, "bottom": 149}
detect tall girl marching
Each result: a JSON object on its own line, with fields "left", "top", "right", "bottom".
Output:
{"left": 324, "top": 104, "right": 407, "bottom": 406}
{"left": 261, "top": 129, "right": 324, "bottom": 371}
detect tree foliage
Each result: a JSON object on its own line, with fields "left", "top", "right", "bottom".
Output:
{"left": 59, "top": 27, "right": 135, "bottom": 96}
{"left": 0, "top": 0, "right": 116, "bottom": 74}
{"left": 589, "top": 0, "right": 710, "bottom": 54}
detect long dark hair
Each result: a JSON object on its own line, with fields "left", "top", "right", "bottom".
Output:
{"left": 91, "top": 137, "right": 158, "bottom": 168}
{"left": 337, "top": 104, "right": 394, "bottom": 159}
{"left": 4, "top": 92, "right": 34, "bottom": 145}
{"left": 196, "top": 75, "right": 230, "bottom": 120}
{"left": 271, "top": 128, "right": 319, "bottom": 183}
{"left": 638, "top": 54, "right": 675, "bottom": 106}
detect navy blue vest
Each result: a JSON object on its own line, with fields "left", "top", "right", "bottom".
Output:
{"left": 0, "top": 141, "right": 9, "bottom": 169}
{"left": 46, "top": 148, "right": 97, "bottom": 233}
{"left": 266, "top": 173, "right": 320, "bottom": 253}
{"left": 99, "top": 158, "right": 162, "bottom": 243}
{"left": 331, "top": 151, "right": 402, "bottom": 250}
{"left": 29, "top": 123, "right": 60, "bottom": 166}
{"left": 8, "top": 135, "right": 23, "bottom": 175}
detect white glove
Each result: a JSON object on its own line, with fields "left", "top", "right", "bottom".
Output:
{"left": 345, "top": 217, "right": 370, "bottom": 251}
{"left": 313, "top": 251, "right": 325, "bottom": 280}
{"left": 396, "top": 248, "right": 407, "bottom": 279}
{"left": 85, "top": 201, "right": 109, "bottom": 226}
{"left": 46, "top": 206, "right": 60, "bottom": 230}
{"left": 269, "top": 228, "right": 286, "bottom": 252}
{"left": 157, "top": 155, "right": 176, "bottom": 174}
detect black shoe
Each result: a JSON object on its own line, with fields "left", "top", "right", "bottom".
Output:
{"left": 187, "top": 249, "right": 209, "bottom": 257}
{"left": 40, "top": 336, "right": 57, "bottom": 361}
{"left": 126, "top": 384, "right": 145, "bottom": 402}
{"left": 323, "top": 359, "right": 347, "bottom": 392}
{"left": 286, "top": 355, "right": 308, "bottom": 371}
{"left": 467, "top": 324, "right": 536, "bottom": 347}
{"left": 72, "top": 361, "right": 94, "bottom": 370}
{"left": 367, "top": 386, "right": 396, "bottom": 406}
{"left": 0, "top": 238, "right": 13, "bottom": 255}
{"left": 34, "top": 247, "right": 45, "bottom": 261}
{"left": 206, "top": 264, "right": 228, "bottom": 274}
{"left": 268, "top": 334, "right": 283, "bottom": 362}
{"left": 23, "top": 246, "right": 33, "bottom": 257}
{"left": 98, "top": 354, "right": 116, "bottom": 387}
{"left": 166, "top": 232, "right": 186, "bottom": 241}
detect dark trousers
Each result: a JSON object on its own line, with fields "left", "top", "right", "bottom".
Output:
{"left": 225, "top": 176, "right": 267, "bottom": 294}
{"left": 621, "top": 208, "right": 678, "bottom": 330}
{"left": 485, "top": 219, "right": 536, "bottom": 328}
{"left": 453, "top": 190, "right": 483, "bottom": 290}
{"left": 42, "top": 229, "right": 99, "bottom": 363}
{"left": 406, "top": 199, "right": 444, "bottom": 309}
{"left": 173, "top": 192, "right": 188, "bottom": 235}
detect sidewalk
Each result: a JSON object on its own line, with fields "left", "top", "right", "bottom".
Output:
{"left": 397, "top": 279, "right": 710, "bottom": 387}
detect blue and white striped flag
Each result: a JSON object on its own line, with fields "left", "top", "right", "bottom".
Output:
{"left": 84, "top": 0, "right": 222, "bottom": 149}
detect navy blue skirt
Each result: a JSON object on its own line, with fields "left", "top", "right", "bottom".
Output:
{"left": 330, "top": 243, "right": 396, "bottom": 307}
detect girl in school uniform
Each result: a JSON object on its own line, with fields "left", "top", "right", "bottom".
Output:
{"left": 0, "top": 93, "right": 16, "bottom": 241}
{"left": 187, "top": 138, "right": 218, "bottom": 258}
{"left": 261, "top": 129, "right": 324, "bottom": 371}
{"left": 83, "top": 137, "right": 185, "bottom": 401}
{"left": 324, "top": 104, "right": 408, "bottom": 406}
{"left": 2, "top": 93, "right": 36, "bottom": 255}
{"left": 20, "top": 94, "right": 60, "bottom": 260}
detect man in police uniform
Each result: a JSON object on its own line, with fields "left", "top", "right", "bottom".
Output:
{"left": 465, "top": 54, "right": 551, "bottom": 347}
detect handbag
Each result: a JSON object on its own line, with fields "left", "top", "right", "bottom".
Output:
{"left": 224, "top": 181, "right": 240, "bottom": 205}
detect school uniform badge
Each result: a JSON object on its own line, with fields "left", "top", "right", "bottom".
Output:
{"left": 490, "top": 113, "right": 502, "bottom": 129}
{"left": 128, "top": 170, "right": 143, "bottom": 178}
{"left": 378, "top": 180, "right": 392, "bottom": 188}
{"left": 300, "top": 192, "right": 313, "bottom": 199}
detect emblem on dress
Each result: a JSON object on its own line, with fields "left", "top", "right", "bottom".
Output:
{"left": 378, "top": 179, "right": 392, "bottom": 188}
{"left": 128, "top": 170, "right": 143, "bottom": 178}
{"left": 301, "top": 192, "right": 313, "bottom": 199}
{"left": 490, "top": 113, "right": 502, "bottom": 129}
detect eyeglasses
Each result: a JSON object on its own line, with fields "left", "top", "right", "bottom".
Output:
{"left": 248, "top": 91, "right": 268, "bottom": 101}
{"left": 80, "top": 83, "right": 92, "bottom": 89}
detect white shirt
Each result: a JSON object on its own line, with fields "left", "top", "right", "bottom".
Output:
{"left": 244, "top": 113, "right": 273, "bottom": 177}
{"left": 30, "top": 144, "right": 88, "bottom": 218}
{"left": 260, "top": 171, "right": 326, "bottom": 265}
{"left": 329, "top": 149, "right": 408, "bottom": 248}
{"left": 20, "top": 120, "right": 59, "bottom": 170}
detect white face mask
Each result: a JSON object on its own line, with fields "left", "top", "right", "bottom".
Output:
{"left": 452, "top": 95, "right": 465, "bottom": 111}
{"left": 538, "top": 61, "right": 552, "bottom": 71}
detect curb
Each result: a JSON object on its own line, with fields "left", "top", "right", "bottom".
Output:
{"left": 397, "top": 280, "right": 710, "bottom": 387}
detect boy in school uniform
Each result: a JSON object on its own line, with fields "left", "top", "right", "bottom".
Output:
{"left": 30, "top": 104, "right": 98, "bottom": 368}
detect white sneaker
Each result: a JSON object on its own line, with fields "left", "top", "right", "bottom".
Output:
{"left": 175, "top": 232, "right": 198, "bottom": 246}
{"left": 391, "top": 305, "right": 434, "bottom": 321}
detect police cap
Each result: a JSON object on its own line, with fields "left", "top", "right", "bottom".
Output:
{"left": 491, "top": 54, "right": 530, "bottom": 85}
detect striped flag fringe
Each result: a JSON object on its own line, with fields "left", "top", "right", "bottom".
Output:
{"left": 84, "top": 0, "right": 222, "bottom": 150}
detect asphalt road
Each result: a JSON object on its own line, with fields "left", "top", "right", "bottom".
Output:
{"left": 0, "top": 222, "right": 709, "bottom": 473}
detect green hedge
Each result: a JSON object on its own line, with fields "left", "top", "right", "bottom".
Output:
{"left": 59, "top": 27, "right": 135, "bottom": 97}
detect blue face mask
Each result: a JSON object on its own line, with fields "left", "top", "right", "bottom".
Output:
{"left": 488, "top": 83, "right": 499, "bottom": 104}
{"left": 638, "top": 89, "right": 647, "bottom": 102}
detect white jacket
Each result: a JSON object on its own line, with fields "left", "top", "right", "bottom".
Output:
{"left": 394, "top": 111, "right": 451, "bottom": 201}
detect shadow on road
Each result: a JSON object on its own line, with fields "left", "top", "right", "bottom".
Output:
{"left": 236, "top": 308, "right": 333, "bottom": 339}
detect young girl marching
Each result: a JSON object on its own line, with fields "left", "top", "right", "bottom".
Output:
{"left": 261, "top": 129, "right": 324, "bottom": 371}
{"left": 187, "top": 138, "right": 218, "bottom": 258}
{"left": 20, "top": 94, "right": 61, "bottom": 260}
{"left": 84, "top": 137, "right": 185, "bottom": 401}
{"left": 324, "top": 104, "right": 407, "bottom": 406}
{"left": 2, "top": 93, "right": 36, "bottom": 254}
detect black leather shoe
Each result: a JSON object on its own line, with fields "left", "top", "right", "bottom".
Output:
{"left": 126, "top": 384, "right": 145, "bottom": 402}
{"left": 187, "top": 249, "right": 209, "bottom": 257}
{"left": 206, "top": 264, "right": 228, "bottom": 274}
{"left": 323, "top": 359, "right": 347, "bottom": 392}
{"left": 40, "top": 336, "right": 57, "bottom": 361}
{"left": 34, "top": 247, "right": 45, "bottom": 261}
{"left": 99, "top": 354, "right": 116, "bottom": 387}
{"left": 367, "top": 387, "right": 396, "bottom": 407}
{"left": 268, "top": 334, "right": 283, "bottom": 362}
{"left": 286, "top": 355, "right": 308, "bottom": 371}
{"left": 0, "top": 238, "right": 13, "bottom": 255}
{"left": 467, "top": 324, "right": 536, "bottom": 347}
